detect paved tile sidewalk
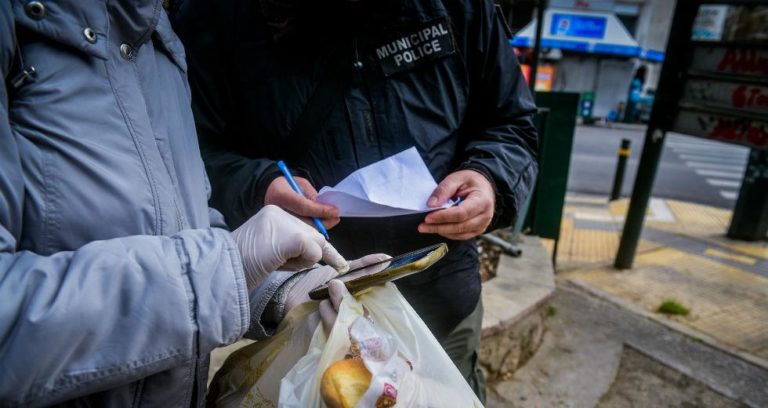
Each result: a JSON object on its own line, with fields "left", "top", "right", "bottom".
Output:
{"left": 548, "top": 194, "right": 768, "bottom": 366}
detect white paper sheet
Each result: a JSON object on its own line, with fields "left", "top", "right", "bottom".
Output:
{"left": 316, "top": 147, "right": 454, "bottom": 217}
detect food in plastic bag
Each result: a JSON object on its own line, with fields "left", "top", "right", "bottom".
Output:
{"left": 207, "top": 283, "right": 483, "bottom": 407}
{"left": 320, "top": 316, "right": 412, "bottom": 408}
{"left": 321, "top": 356, "right": 373, "bottom": 408}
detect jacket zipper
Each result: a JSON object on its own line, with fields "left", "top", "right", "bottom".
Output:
{"left": 351, "top": 32, "right": 384, "bottom": 157}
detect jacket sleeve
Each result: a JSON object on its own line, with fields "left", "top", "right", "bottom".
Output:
{"left": 171, "top": 0, "right": 282, "bottom": 229}
{"left": 458, "top": 0, "right": 539, "bottom": 230}
{"left": 0, "top": 17, "right": 249, "bottom": 407}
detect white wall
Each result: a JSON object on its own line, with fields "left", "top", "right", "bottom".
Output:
{"left": 552, "top": 56, "right": 599, "bottom": 93}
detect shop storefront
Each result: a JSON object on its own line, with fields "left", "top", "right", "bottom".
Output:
{"left": 512, "top": 8, "right": 664, "bottom": 120}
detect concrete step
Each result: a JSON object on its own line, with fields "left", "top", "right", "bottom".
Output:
{"left": 480, "top": 235, "right": 556, "bottom": 382}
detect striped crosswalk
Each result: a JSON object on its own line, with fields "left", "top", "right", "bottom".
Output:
{"left": 666, "top": 135, "right": 748, "bottom": 202}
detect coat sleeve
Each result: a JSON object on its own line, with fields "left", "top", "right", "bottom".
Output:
{"left": 458, "top": 0, "right": 539, "bottom": 230}
{"left": 171, "top": 0, "right": 282, "bottom": 229}
{"left": 0, "top": 14, "right": 249, "bottom": 406}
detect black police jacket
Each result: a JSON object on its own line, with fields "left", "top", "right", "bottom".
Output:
{"left": 172, "top": 0, "right": 538, "bottom": 337}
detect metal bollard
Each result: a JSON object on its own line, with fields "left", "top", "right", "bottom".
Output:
{"left": 610, "top": 139, "right": 631, "bottom": 201}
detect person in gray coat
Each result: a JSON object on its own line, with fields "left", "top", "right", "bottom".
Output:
{"left": 0, "top": 0, "right": 364, "bottom": 406}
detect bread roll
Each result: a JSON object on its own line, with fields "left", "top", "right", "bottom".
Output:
{"left": 320, "top": 357, "right": 372, "bottom": 408}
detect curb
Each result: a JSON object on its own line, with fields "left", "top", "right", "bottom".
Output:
{"left": 562, "top": 277, "right": 768, "bottom": 371}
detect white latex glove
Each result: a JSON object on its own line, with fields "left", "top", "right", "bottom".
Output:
{"left": 285, "top": 253, "right": 391, "bottom": 312}
{"left": 232, "top": 205, "right": 349, "bottom": 291}
{"left": 319, "top": 280, "right": 348, "bottom": 333}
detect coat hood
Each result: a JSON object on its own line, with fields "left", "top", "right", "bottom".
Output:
{"left": 12, "top": 0, "right": 164, "bottom": 60}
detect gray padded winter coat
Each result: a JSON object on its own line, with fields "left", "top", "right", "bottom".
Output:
{"left": 0, "top": 0, "right": 286, "bottom": 405}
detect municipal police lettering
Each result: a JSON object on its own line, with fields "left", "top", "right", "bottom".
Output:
{"left": 374, "top": 17, "right": 455, "bottom": 75}
{"left": 173, "top": 0, "right": 538, "bottom": 405}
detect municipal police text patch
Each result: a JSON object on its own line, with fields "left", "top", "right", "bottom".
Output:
{"left": 374, "top": 17, "right": 456, "bottom": 77}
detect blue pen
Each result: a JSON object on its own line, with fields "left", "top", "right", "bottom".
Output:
{"left": 276, "top": 161, "right": 331, "bottom": 240}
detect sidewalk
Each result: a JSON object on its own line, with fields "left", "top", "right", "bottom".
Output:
{"left": 549, "top": 194, "right": 768, "bottom": 367}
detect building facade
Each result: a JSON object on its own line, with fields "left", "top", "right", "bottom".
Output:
{"left": 507, "top": 0, "right": 675, "bottom": 120}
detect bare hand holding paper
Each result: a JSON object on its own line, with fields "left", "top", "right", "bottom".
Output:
{"left": 315, "top": 147, "right": 456, "bottom": 217}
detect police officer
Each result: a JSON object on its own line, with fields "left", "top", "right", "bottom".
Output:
{"left": 172, "top": 0, "right": 538, "bottom": 401}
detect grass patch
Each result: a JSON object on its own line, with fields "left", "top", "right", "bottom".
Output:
{"left": 546, "top": 305, "right": 558, "bottom": 317}
{"left": 656, "top": 300, "right": 690, "bottom": 316}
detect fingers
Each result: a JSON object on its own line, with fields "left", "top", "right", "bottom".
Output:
{"left": 327, "top": 279, "right": 348, "bottom": 310}
{"left": 266, "top": 178, "right": 339, "bottom": 219}
{"left": 418, "top": 215, "right": 489, "bottom": 237}
{"left": 319, "top": 280, "right": 349, "bottom": 333}
{"left": 319, "top": 300, "right": 337, "bottom": 333}
{"left": 281, "top": 233, "right": 348, "bottom": 274}
{"left": 418, "top": 193, "right": 492, "bottom": 240}
{"left": 282, "top": 194, "right": 339, "bottom": 220}
{"left": 322, "top": 242, "right": 349, "bottom": 273}
{"left": 435, "top": 231, "right": 482, "bottom": 241}
{"left": 427, "top": 173, "right": 463, "bottom": 208}
{"left": 320, "top": 217, "right": 341, "bottom": 229}
{"left": 278, "top": 223, "right": 325, "bottom": 270}
{"left": 295, "top": 177, "right": 318, "bottom": 200}
{"left": 423, "top": 194, "right": 486, "bottom": 224}
{"left": 295, "top": 215, "right": 340, "bottom": 230}
{"left": 420, "top": 172, "right": 495, "bottom": 241}
{"left": 347, "top": 253, "right": 391, "bottom": 270}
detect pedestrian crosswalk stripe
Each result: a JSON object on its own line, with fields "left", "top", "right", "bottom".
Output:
{"left": 671, "top": 150, "right": 748, "bottom": 160}
{"left": 670, "top": 146, "right": 749, "bottom": 156}
{"left": 667, "top": 142, "right": 749, "bottom": 153}
{"left": 684, "top": 161, "right": 745, "bottom": 171}
{"left": 720, "top": 191, "right": 738, "bottom": 200}
{"left": 706, "top": 179, "right": 741, "bottom": 188}
{"left": 665, "top": 138, "right": 746, "bottom": 202}
{"left": 667, "top": 144, "right": 747, "bottom": 154}
{"left": 666, "top": 136, "right": 746, "bottom": 147}
{"left": 695, "top": 169, "right": 743, "bottom": 179}
{"left": 679, "top": 154, "right": 748, "bottom": 163}
{"left": 667, "top": 136, "right": 717, "bottom": 144}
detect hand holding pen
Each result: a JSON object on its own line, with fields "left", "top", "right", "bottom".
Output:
{"left": 264, "top": 162, "right": 341, "bottom": 236}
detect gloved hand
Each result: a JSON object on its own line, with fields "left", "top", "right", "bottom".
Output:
{"left": 284, "top": 253, "right": 391, "bottom": 312}
{"left": 319, "top": 280, "right": 348, "bottom": 333}
{"left": 232, "top": 205, "right": 349, "bottom": 291}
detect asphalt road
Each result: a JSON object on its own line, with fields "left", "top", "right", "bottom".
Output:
{"left": 567, "top": 124, "right": 751, "bottom": 209}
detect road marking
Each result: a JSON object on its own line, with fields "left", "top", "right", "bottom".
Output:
{"left": 695, "top": 169, "right": 743, "bottom": 179}
{"left": 666, "top": 138, "right": 714, "bottom": 145}
{"left": 667, "top": 142, "right": 746, "bottom": 152}
{"left": 569, "top": 198, "right": 675, "bottom": 223}
{"left": 666, "top": 136, "right": 719, "bottom": 144}
{"left": 668, "top": 148, "right": 747, "bottom": 157}
{"left": 572, "top": 212, "right": 616, "bottom": 222}
{"left": 674, "top": 150, "right": 749, "bottom": 160}
{"left": 648, "top": 198, "right": 675, "bottom": 222}
{"left": 666, "top": 138, "right": 746, "bottom": 147}
{"left": 684, "top": 161, "right": 745, "bottom": 171}
{"left": 704, "top": 248, "right": 757, "bottom": 265}
{"left": 720, "top": 191, "right": 738, "bottom": 200}
{"left": 706, "top": 179, "right": 741, "bottom": 188}
{"left": 566, "top": 195, "right": 610, "bottom": 205}
{"left": 666, "top": 136, "right": 725, "bottom": 144}
{"left": 679, "top": 154, "right": 747, "bottom": 163}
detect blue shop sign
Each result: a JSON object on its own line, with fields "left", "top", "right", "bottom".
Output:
{"left": 551, "top": 14, "right": 607, "bottom": 39}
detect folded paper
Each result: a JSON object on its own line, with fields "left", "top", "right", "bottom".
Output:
{"left": 316, "top": 147, "right": 454, "bottom": 217}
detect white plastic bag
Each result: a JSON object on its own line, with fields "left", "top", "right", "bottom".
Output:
{"left": 207, "top": 283, "right": 483, "bottom": 407}
{"left": 206, "top": 302, "right": 320, "bottom": 407}
{"left": 280, "top": 283, "right": 482, "bottom": 407}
